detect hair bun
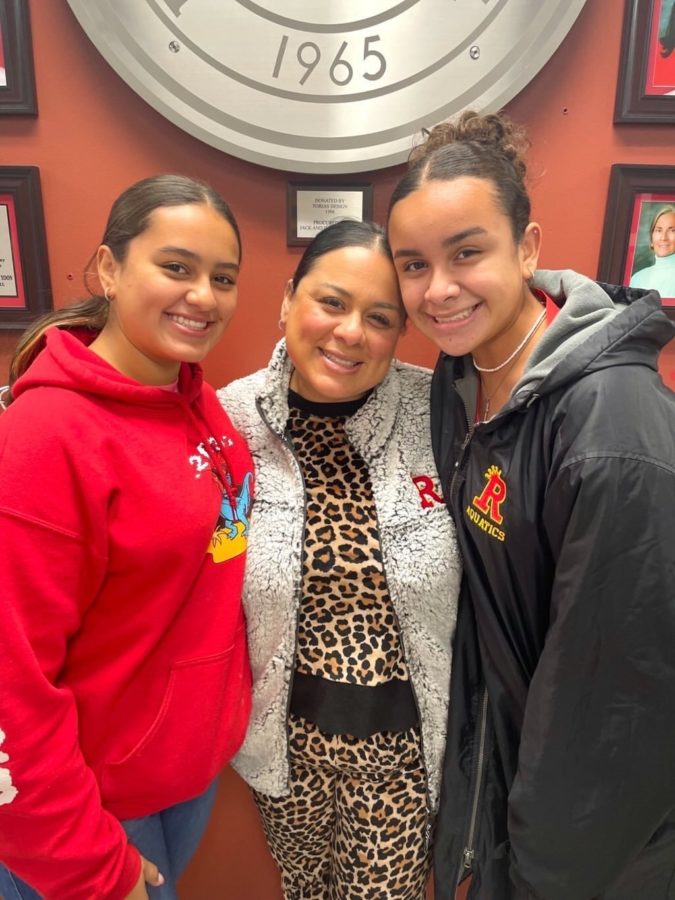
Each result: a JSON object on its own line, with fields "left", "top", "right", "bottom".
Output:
{"left": 410, "top": 110, "right": 529, "bottom": 181}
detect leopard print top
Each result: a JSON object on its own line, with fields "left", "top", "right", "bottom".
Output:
{"left": 287, "top": 395, "right": 410, "bottom": 688}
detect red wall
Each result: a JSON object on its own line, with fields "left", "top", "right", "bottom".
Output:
{"left": 1, "top": 0, "right": 673, "bottom": 388}
{"left": 0, "top": 1, "right": 673, "bottom": 896}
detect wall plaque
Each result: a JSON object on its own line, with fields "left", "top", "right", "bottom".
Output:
{"left": 287, "top": 183, "right": 373, "bottom": 246}
{"left": 65, "top": 0, "right": 588, "bottom": 173}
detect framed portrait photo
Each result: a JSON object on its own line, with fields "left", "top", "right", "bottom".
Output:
{"left": 598, "top": 164, "right": 675, "bottom": 312}
{"left": 615, "top": 0, "right": 675, "bottom": 122}
{"left": 0, "top": 167, "right": 52, "bottom": 330}
{"left": 0, "top": 0, "right": 37, "bottom": 115}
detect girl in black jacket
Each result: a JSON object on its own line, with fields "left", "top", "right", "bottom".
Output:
{"left": 387, "top": 111, "right": 675, "bottom": 899}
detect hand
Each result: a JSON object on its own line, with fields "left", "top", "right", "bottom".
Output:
{"left": 124, "top": 855, "right": 165, "bottom": 899}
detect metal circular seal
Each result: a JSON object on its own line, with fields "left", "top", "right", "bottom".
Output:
{"left": 65, "top": 0, "right": 588, "bottom": 173}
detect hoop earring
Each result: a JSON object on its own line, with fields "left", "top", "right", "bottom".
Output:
{"left": 104, "top": 287, "right": 114, "bottom": 302}
{"left": 278, "top": 318, "right": 285, "bottom": 331}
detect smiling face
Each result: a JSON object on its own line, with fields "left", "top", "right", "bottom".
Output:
{"left": 280, "top": 245, "right": 406, "bottom": 403}
{"left": 94, "top": 202, "right": 240, "bottom": 384}
{"left": 651, "top": 211, "right": 675, "bottom": 258}
{"left": 387, "top": 176, "right": 542, "bottom": 367}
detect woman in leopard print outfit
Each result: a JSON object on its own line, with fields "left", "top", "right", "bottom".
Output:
{"left": 219, "top": 220, "right": 461, "bottom": 899}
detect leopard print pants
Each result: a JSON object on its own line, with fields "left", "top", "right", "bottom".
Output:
{"left": 253, "top": 714, "right": 432, "bottom": 900}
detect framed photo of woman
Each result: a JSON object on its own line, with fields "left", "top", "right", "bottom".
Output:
{"left": 598, "top": 164, "right": 675, "bottom": 312}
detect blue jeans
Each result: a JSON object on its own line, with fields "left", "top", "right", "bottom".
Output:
{"left": 0, "top": 779, "right": 218, "bottom": 899}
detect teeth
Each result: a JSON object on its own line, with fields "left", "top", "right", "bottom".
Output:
{"left": 323, "top": 351, "right": 359, "bottom": 368}
{"left": 169, "top": 315, "right": 208, "bottom": 331}
{"left": 434, "top": 306, "right": 475, "bottom": 324}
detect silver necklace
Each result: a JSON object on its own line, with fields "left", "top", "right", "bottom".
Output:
{"left": 473, "top": 308, "right": 547, "bottom": 374}
{"left": 480, "top": 368, "right": 513, "bottom": 423}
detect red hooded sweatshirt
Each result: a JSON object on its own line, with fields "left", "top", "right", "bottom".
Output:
{"left": 0, "top": 328, "right": 253, "bottom": 899}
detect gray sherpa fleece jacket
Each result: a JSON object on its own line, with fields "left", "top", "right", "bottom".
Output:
{"left": 218, "top": 340, "right": 461, "bottom": 810}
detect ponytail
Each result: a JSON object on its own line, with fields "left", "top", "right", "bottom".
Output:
{"left": 7, "top": 295, "right": 108, "bottom": 399}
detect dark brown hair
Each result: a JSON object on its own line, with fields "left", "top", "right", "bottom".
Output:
{"left": 388, "top": 110, "right": 531, "bottom": 241}
{"left": 290, "top": 218, "right": 391, "bottom": 290}
{"left": 8, "top": 174, "right": 241, "bottom": 394}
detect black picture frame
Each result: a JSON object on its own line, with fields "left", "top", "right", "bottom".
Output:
{"left": 615, "top": 0, "right": 675, "bottom": 123}
{"left": 0, "top": 166, "right": 52, "bottom": 330}
{"left": 598, "top": 163, "right": 675, "bottom": 313}
{"left": 0, "top": 0, "right": 37, "bottom": 115}
{"left": 287, "top": 182, "right": 374, "bottom": 247}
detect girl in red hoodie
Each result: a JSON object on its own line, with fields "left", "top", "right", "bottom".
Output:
{"left": 0, "top": 175, "right": 253, "bottom": 899}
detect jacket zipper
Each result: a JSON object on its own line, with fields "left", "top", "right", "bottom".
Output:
{"left": 371, "top": 502, "right": 434, "bottom": 851}
{"left": 256, "top": 400, "right": 307, "bottom": 788}
{"left": 455, "top": 685, "right": 489, "bottom": 892}
{"left": 345, "top": 407, "right": 435, "bottom": 846}
{"left": 450, "top": 425, "right": 473, "bottom": 506}
{"left": 451, "top": 409, "right": 488, "bottom": 891}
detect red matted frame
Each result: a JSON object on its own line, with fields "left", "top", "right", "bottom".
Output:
{"left": 598, "top": 164, "right": 675, "bottom": 314}
{"left": 615, "top": 0, "right": 675, "bottom": 122}
{"left": 0, "top": 167, "right": 52, "bottom": 330}
{"left": 0, "top": 0, "right": 37, "bottom": 115}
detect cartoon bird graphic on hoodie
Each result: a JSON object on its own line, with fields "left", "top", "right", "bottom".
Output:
{"left": 208, "top": 470, "right": 253, "bottom": 562}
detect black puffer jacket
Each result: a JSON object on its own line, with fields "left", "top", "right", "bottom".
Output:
{"left": 431, "top": 270, "right": 675, "bottom": 899}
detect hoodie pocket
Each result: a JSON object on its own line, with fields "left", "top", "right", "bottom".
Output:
{"left": 101, "top": 635, "right": 251, "bottom": 816}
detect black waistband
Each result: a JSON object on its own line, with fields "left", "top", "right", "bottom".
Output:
{"left": 290, "top": 671, "right": 419, "bottom": 739}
